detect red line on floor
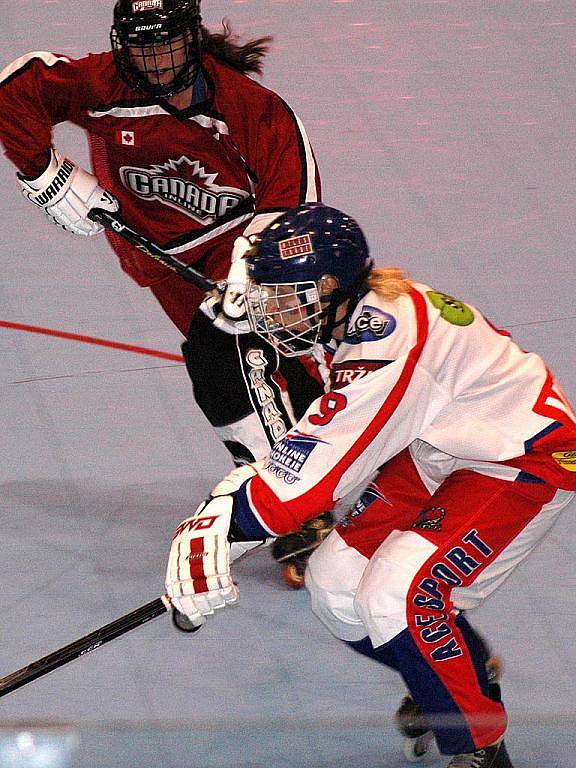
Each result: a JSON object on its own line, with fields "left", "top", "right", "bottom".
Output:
{"left": 0, "top": 321, "right": 184, "bottom": 362}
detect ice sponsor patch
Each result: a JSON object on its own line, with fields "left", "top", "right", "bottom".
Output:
{"left": 278, "top": 234, "right": 314, "bottom": 260}
{"left": 552, "top": 451, "right": 576, "bottom": 472}
{"left": 330, "top": 359, "right": 391, "bottom": 390}
{"left": 133, "top": 0, "right": 163, "bottom": 12}
{"left": 344, "top": 305, "right": 396, "bottom": 345}
{"left": 427, "top": 291, "right": 474, "bottom": 327}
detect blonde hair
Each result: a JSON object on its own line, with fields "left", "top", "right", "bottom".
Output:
{"left": 367, "top": 267, "right": 412, "bottom": 301}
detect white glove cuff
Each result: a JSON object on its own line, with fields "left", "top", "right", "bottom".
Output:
{"left": 211, "top": 464, "right": 257, "bottom": 497}
{"left": 222, "top": 235, "right": 252, "bottom": 320}
{"left": 18, "top": 148, "right": 118, "bottom": 236}
{"left": 19, "top": 148, "right": 77, "bottom": 206}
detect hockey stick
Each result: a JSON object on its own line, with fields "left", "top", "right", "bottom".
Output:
{"left": 88, "top": 208, "right": 225, "bottom": 293}
{"left": 0, "top": 596, "right": 200, "bottom": 699}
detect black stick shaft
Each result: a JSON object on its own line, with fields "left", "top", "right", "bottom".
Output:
{"left": 0, "top": 597, "right": 168, "bottom": 698}
{"left": 88, "top": 208, "right": 223, "bottom": 293}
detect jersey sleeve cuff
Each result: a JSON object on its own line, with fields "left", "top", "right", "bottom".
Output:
{"left": 232, "top": 478, "right": 278, "bottom": 539}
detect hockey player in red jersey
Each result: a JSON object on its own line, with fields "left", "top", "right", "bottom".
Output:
{"left": 164, "top": 203, "right": 576, "bottom": 768}
{"left": 0, "top": 0, "right": 332, "bottom": 584}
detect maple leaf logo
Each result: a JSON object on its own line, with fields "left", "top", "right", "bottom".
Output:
{"left": 120, "top": 156, "right": 251, "bottom": 224}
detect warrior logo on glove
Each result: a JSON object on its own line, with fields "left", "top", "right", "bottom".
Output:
{"left": 19, "top": 148, "right": 119, "bottom": 237}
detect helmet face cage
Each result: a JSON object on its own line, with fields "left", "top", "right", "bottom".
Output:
{"left": 111, "top": 0, "right": 202, "bottom": 98}
{"left": 246, "top": 281, "right": 323, "bottom": 357}
{"left": 245, "top": 204, "right": 372, "bottom": 356}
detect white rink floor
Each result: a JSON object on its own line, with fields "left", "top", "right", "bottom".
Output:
{"left": 0, "top": 2, "right": 575, "bottom": 767}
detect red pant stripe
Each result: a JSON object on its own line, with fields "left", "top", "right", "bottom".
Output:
{"left": 406, "top": 473, "right": 556, "bottom": 747}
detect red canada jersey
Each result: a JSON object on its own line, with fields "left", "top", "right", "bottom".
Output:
{"left": 0, "top": 51, "right": 321, "bottom": 286}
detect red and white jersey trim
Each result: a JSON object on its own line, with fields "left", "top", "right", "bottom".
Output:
{"left": 89, "top": 106, "right": 230, "bottom": 136}
{"left": 293, "top": 111, "right": 318, "bottom": 202}
{"left": 0, "top": 51, "right": 70, "bottom": 84}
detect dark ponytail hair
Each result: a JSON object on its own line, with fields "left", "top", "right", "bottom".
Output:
{"left": 201, "top": 20, "right": 272, "bottom": 74}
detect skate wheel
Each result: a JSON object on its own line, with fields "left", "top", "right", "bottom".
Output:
{"left": 282, "top": 563, "right": 305, "bottom": 589}
{"left": 486, "top": 655, "right": 503, "bottom": 683}
{"left": 403, "top": 731, "right": 434, "bottom": 762}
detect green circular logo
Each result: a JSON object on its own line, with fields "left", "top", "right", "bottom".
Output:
{"left": 427, "top": 291, "right": 474, "bottom": 326}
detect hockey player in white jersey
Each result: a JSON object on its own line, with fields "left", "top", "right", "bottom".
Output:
{"left": 164, "top": 203, "right": 576, "bottom": 768}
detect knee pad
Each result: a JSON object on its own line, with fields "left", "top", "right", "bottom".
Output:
{"left": 305, "top": 531, "right": 369, "bottom": 642}
{"left": 353, "top": 530, "right": 437, "bottom": 648}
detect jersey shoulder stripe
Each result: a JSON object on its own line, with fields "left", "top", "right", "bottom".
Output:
{"left": 278, "top": 97, "right": 319, "bottom": 204}
{"left": 322, "top": 288, "right": 429, "bottom": 485}
{"left": 0, "top": 52, "right": 71, "bottom": 88}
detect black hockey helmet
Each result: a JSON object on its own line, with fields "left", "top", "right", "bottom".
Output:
{"left": 245, "top": 203, "right": 372, "bottom": 356}
{"left": 111, "top": 0, "right": 202, "bottom": 98}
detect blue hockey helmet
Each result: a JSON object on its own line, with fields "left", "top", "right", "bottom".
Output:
{"left": 246, "top": 203, "right": 370, "bottom": 288}
{"left": 245, "top": 203, "right": 372, "bottom": 356}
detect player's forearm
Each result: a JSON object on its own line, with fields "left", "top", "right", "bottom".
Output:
{"left": 230, "top": 477, "right": 278, "bottom": 538}
{"left": 233, "top": 472, "right": 331, "bottom": 538}
{"left": 0, "top": 52, "right": 81, "bottom": 177}
{"left": 0, "top": 87, "right": 53, "bottom": 178}
{"left": 208, "top": 462, "right": 317, "bottom": 539}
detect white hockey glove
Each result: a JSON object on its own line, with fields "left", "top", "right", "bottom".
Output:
{"left": 18, "top": 148, "right": 119, "bottom": 236}
{"left": 165, "top": 466, "right": 273, "bottom": 628}
{"left": 199, "top": 291, "right": 251, "bottom": 335}
{"left": 222, "top": 235, "right": 253, "bottom": 318}
{"left": 199, "top": 235, "right": 254, "bottom": 334}
{"left": 165, "top": 495, "right": 239, "bottom": 628}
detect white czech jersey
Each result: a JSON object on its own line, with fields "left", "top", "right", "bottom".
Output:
{"left": 236, "top": 283, "right": 576, "bottom": 537}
